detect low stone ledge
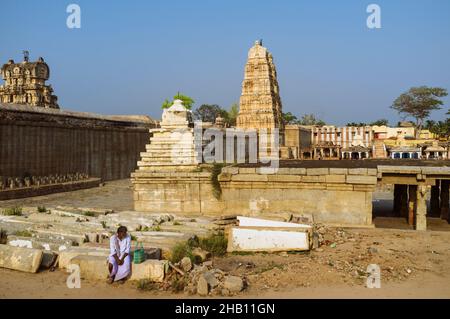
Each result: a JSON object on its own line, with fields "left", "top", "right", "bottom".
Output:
{"left": 306, "top": 168, "right": 329, "bottom": 175}
{"left": 346, "top": 175, "right": 377, "bottom": 185}
{"left": 231, "top": 174, "right": 269, "bottom": 182}
{"left": 69, "top": 255, "right": 167, "bottom": 282}
{"left": 238, "top": 167, "right": 256, "bottom": 174}
{"left": 348, "top": 168, "right": 368, "bottom": 175}
{"left": 329, "top": 168, "right": 348, "bottom": 175}
{"left": 0, "top": 178, "right": 101, "bottom": 201}
{"left": 0, "top": 245, "right": 43, "bottom": 273}
{"left": 325, "top": 175, "right": 346, "bottom": 184}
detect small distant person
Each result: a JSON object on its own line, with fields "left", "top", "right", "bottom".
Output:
{"left": 107, "top": 226, "right": 131, "bottom": 284}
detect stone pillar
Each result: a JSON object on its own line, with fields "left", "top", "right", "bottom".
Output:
{"left": 393, "top": 184, "right": 401, "bottom": 213}
{"left": 400, "top": 185, "right": 408, "bottom": 218}
{"left": 408, "top": 185, "right": 417, "bottom": 226}
{"left": 440, "top": 180, "right": 449, "bottom": 221}
{"left": 430, "top": 181, "right": 441, "bottom": 217}
{"left": 415, "top": 185, "right": 429, "bottom": 231}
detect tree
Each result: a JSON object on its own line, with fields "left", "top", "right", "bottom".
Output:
{"left": 391, "top": 86, "right": 448, "bottom": 138}
{"left": 346, "top": 122, "right": 367, "bottom": 127}
{"left": 193, "top": 104, "right": 223, "bottom": 123}
{"left": 161, "top": 92, "right": 195, "bottom": 109}
{"left": 298, "top": 113, "right": 326, "bottom": 126}
{"left": 224, "top": 103, "right": 239, "bottom": 127}
{"left": 282, "top": 112, "right": 298, "bottom": 125}
{"left": 369, "top": 119, "right": 389, "bottom": 126}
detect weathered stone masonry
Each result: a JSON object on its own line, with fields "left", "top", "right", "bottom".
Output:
{"left": 0, "top": 103, "right": 156, "bottom": 181}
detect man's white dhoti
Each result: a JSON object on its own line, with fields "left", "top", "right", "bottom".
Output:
{"left": 108, "top": 234, "right": 131, "bottom": 281}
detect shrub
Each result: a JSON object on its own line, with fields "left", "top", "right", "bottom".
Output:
{"left": 2, "top": 207, "right": 22, "bottom": 216}
{"left": 198, "top": 233, "right": 227, "bottom": 257}
{"left": 169, "top": 233, "right": 228, "bottom": 263}
{"left": 13, "top": 230, "right": 33, "bottom": 237}
{"left": 170, "top": 241, "right": 194, "bottom": 263}
{"left": 83, "top": 211, "right": 95, "bottom": 217}
{"left": 210, "top": 163, "right": 226, "bottom": 199}
{"left": 137, "top": 279, "right": 158, "bottom": 291}
{"left": 37, "top": 206, "right": 47, "bottom": 213}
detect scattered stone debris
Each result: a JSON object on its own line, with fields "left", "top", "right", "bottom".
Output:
{"left": 212, "top": 215, "right": 237, "bottom": 234}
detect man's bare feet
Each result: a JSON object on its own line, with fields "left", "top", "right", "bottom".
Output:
{"left": 107, "top": 277, "right": 114, "bottom": 284}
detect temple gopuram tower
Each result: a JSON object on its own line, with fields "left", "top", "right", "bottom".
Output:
{"left": 0, "top": 52, "right": 59, "bottom": 109}
{"left": 236, "top": 40, "right": 283, "bottom": 134}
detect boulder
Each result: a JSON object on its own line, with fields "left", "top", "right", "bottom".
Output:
{"left": 192, "top": 247, "right": 211, "bottom": 262}
{"left": 223, "top": 276, "right": 244, "bottom": 293}
{"left": 0, "top": 245, "right": 43, "bottom": 273}
{"left": 197, "top": 275, "right": 209, "bottom": 296}
{"left": 180, "top": 257, "right": 192, "bottom": 272}
{"left": 202, "top": 271, "right": 219, "bottom": 288}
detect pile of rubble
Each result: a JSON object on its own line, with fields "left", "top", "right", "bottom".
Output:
{"left": 313, "top": 224, "right": 360, "bottom": 249}
{"left": 162, "top": 256, "right": 246, "bottom": 296}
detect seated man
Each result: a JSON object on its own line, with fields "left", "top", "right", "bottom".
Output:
{"left": 107, "top": 226, "right": 131, "bottom": 284}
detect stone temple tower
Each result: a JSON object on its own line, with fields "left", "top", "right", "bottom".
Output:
{"left": 236, "top": 40, "right": 283, "bottom": 132}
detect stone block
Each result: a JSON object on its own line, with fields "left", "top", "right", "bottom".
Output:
{"left": 238, "top": 167, "right": 256, "bottom": 174}
{"left": 130, "top": 259, "right": 167, "bottom": 282}
{"left": 231, "top": 174, "right": 268, "bottom": 182}
{"left": 329, "top": 168, "right": 348, "bottom": 175}
{"left": 288, "top": 168, "right": 307, "bottom": 175}
{"left": 70, "top": 255, "right": 109, "bottom": 280}
{"left": 346, "top": 175, "right": 377, "bottom": 185}
{"left": 325, "top": 175, "right": 346, "bottom": 184}
{"left": 367, "top": 168, "right": 377, "bottom": 176}
{"left": 348, "top": 168, "right": 368, "bottom": 175}
{"left": 0, "top": 245, "right": 43, "bottom": 273}
{"left": 58, "top": 248, "right": 109, "bottom": 269}
{"left": 267, "top": 175, "right": 301, "bottom": 182}
{"left": 300, "top": 175, "right": 326, "bottom": 183}
{"left": 306, "top": 168, "right": 329, "bottom": 175}
{"left": 222, "top": 166, "right": 239, "bottom": 175}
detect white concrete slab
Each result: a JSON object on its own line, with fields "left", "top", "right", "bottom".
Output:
{"left": 227, "top": 227, "right": 310, "bottom": 252}
{"left": 237, "top": 216, "right": 312, "bottom": 229}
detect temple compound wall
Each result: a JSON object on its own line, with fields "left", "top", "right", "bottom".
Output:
{"left": 0, "top": 103, "right": 155, "bottom": 183}
{"left": 218, "top": 167, "right": 376, "bottom": 226}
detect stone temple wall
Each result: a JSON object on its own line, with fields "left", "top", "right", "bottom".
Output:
{"left": 0, "top": 103, "right": 155, "bottom": 181}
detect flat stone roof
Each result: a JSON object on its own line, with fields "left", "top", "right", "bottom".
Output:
{"left": 0, "top": 103, "right": 157, "bottom": 125}
{"left": 239, "top": 159, "right": 450, "bottom": 169}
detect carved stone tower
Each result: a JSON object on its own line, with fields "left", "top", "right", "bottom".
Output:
{"left": 236, "top": 40, "right": 283, "bottom": 132}
{"left": 0, "top": 54, "right": 59, "bottom": 109}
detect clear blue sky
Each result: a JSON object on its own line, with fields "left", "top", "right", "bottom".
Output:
{"left": 1, "top": 0, "right": 449, "bottom": 125}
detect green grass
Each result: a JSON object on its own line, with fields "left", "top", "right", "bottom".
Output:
{"left": 172, "top": 221, "right": 182, "bottom": 226}
{"left": 170, "top": 241, "right": 194, "bottom": 263}
{"left": 83, "top": 211, "right": 95, "bottom": 217}
{"left": 101, "top": 221, "right": 107, "bottom": 229}
{"left": 169, "top": 233, "right": 228, "bottom": 263}
{"left": 198, "top": 234, "right": 228, "bottom": 257}
{"left": 136, "top": 279, "right": 158, "bottom": 291}
{"left": 37, "top": 206, "right": 47, "bottom": 213}
{"left": 152, "top": 225, "right": 162, "bottom": 232}
{"left": 13, "top": 230, "right": 33, "bottom": 237}
{"left": 1, "top": 206, "right": 23, "bottom": 216}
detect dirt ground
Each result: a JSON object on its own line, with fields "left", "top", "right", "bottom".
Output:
{"left": 1, "top": 180, "right": 450, "bottom": 299}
